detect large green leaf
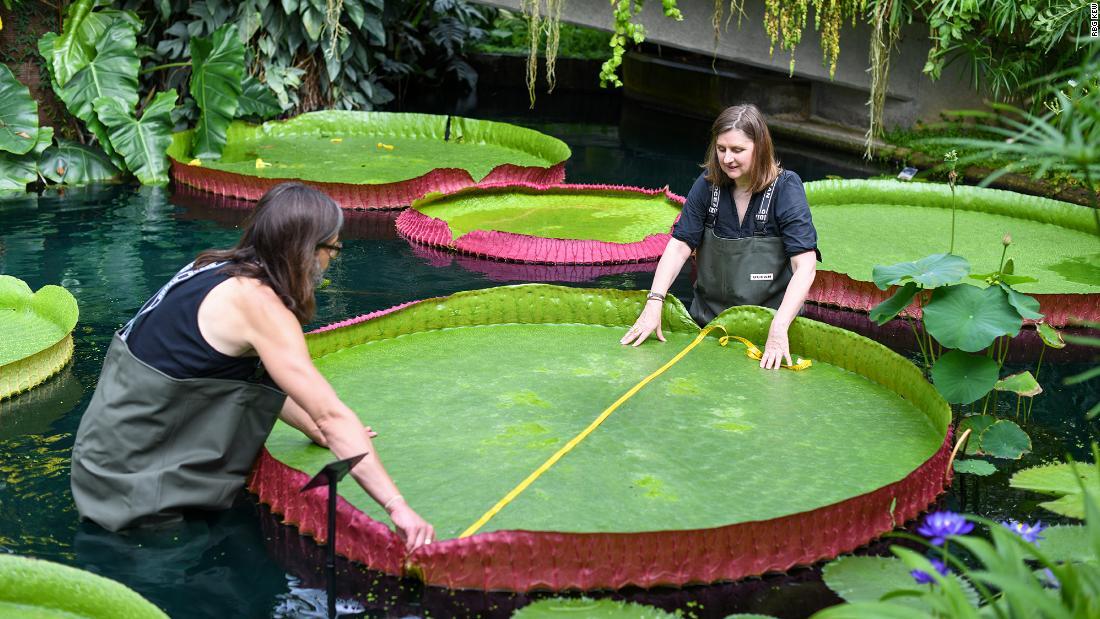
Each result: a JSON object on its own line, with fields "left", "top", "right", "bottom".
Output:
{"left": 1010, "top": 462, "right": 1099, "bottom": 519}
{"left": 1039, "top": 525, "right": 1096, "bottom": 564}
{"left": 0, "top": 272, "right": 78, "bottom": 398}
{"left": 0, "top": 64, "right": 40, "bottom": 156}
{"left": 871, "top": 253, "right": 970, "bottom": 290}
{"left": 0, "top": 554, "right": 166, "bottom": 618}
{"left": 994, "top": 371, "right": 1042, "bottom": 397}
{"left": 190, "top": 24, "right": 244, "bottom": 159}
{"left": 94, "top": 91, "right": 177, "bottom": 186}
{"left": 979, "top": 420, "right": 1031, "bottom": 459}
{"left": 236, "top": 74, "right": 282, "bottom": 119}
{"left": 923, "top": 284, "right": 1022, "bottom": 352}
{"left": 38, "top": 139, "right": 122, "bottom": 184}
{"left": 869, "top": 282, "right": 920, "bottom": 325}
{"left": 56, "top": 19, "right": 140, "bottom": 160}
{"left": 41, "top": 1, "right": 141, "bottom": 87}
{"left": 821, "top": 555, "right": 979, "bottom": 611}
{"left": 0, "top": 127, "right": 53, "bottom": 192}
{"left": 930, "top": 350, "right": 1000, "bottom": 404}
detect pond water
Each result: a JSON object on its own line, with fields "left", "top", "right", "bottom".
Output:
{"left": 1, "top": 98, "right": 1097, "bottom": 618}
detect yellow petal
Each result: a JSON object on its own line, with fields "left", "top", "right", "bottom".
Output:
{"left": 187, "top": 158, "right": 202, "bottom": 166}
{"left": 376, "top": 142, "right": 383, "bottom": 148}
{"left": 255, "top": 158, "right": 269, "bottom": 169}
{"left": 383, "top": 144, "right": 394, "bottom": 151}
{"left": 330, "top": 138, "right": 343, "bottom": 143}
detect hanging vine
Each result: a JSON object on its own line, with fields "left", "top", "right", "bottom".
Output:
{"left": 712, "top": 0, "right": 747, "bottom": 48}
{"left": 865, "top": 0, "right": 899, "bottom": 158}
{"left": 545, "top": 0, "right": 564, "bottom": 93}
{"left": 762, "top": 0, "right": 809, "bottom": 75}
{"left": 524, "top": 0, "right": 542, "bottom": 106}
{"left": 813, "top": 0, "right": 865, "bottom": 79}
{"left": 596, "top": 0, "right": 682, "bottom": 89}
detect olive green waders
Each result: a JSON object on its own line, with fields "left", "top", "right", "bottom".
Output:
{"left": 689, "top": 178, "right": 792, "bottom": 326}
{"left": 71, "top": 262, "right": 287, "bottom": 531}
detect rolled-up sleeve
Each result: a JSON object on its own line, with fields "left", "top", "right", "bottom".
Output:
{"left": 775, "top": 172, "right": 821, "bottom": 261}
{"left": 670, "top": 174, "right": 709, "bottom": 250}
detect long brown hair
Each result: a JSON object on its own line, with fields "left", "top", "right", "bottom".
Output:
{"left": 702, "top": 104, "right": 780, "bottom": 193}
{"left": 195, "top": 182, "right": 343, "bottom": 324}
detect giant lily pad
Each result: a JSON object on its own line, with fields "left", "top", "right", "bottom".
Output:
{"left": 512, "top": 598, "right": 679, "bottom": 618}
{"left": 1010, "top": 462, "right": 1099, "bottom": 519}
{"left": 804, "top": 180, "right": 1100, "bottom": 326}
{"left": 0, "top": 276, "right": 79, "bottom": 399}
{"left": 397, "top": 184, "right": 684, "bottom": 264}
{"left": 168, "top": 111, "right": 571, "bottom": 209}
{"left": 250, "top": 284, "right": 951, "bottom": 591}
{"left": 0, "top": 554, "right": 166, "bottom": 619}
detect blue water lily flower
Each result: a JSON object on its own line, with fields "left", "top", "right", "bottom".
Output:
{"left": 1001, "top": 519, "right": 1044, "bottom": 544}
{"left": 916, "top": 511, "right": 974, "bottom": 546}
{"left": 910, "top": 558, "right": 950, "bottom": 585}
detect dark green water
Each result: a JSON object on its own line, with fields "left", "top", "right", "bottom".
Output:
{"left": 1, "top": 109, "right": 1097, "bottom": 618}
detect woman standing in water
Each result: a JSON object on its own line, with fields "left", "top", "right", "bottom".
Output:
{"left": 621, "top": 104, "right": 820, "bottom": 369}
{"left": 72, "top": 182, "right": 434, "bottom": 551}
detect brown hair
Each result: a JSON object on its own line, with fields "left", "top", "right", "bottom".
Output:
{"left": 702, "top": 104, "right": 781, "bottom": 193}
{"left": 195, "top": 182, "right": 343, "bottom": 324}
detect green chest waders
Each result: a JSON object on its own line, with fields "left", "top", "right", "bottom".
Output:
{"left": 689, "top": 178, "right": 792, "bottom": 326}
{"left": 71, "top": 262, "right": 287, "bottom": 532}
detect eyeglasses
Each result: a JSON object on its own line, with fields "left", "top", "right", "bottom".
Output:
{"left": 316, "top": 241, "right": 343, "bottom": 258}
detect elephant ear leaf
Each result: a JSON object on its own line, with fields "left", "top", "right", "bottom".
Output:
{"left": 0, "top": 64, "right": 39, "bottom": 156}
{"left": 56, "top": 19, "right": 140, "bottom": 162}
{"left": 94, "top": 90, "right": 177, "bottom": 186}
{"left": 237, "top": 74, "right": 282, "bottom": 119}
{"left": 0, "top": 127, "right": 54, "bottom": 192}
{"left": 190, "top": 24, "right": 244, "bottom": 159}
{"left": 39, "top": 139, "right": 122, "bottom": 185}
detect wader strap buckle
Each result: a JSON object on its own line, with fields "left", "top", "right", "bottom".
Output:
{"left": 706, "top": 175, "right": 781, "bottom": 232}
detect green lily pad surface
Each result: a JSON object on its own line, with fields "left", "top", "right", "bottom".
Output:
{"left": 0, "top": 275, "right": 79, "bottom": 399}
{"left": 806, "top": 180, "right": 1100, "bottom": 294}
{"left": 412, "top": 186, "right": 682, "bottom": 242}
{"left": 512, "top": 598, "right": 680, "bottom": 618}
{"left": 0, "top": 554, "right": 166, "bottom": 619}
{"left": 266, "top": 285, "right": 947, "bottom": 540}
{"left": 168, "top": 111, "right": 570, "bottom": 185}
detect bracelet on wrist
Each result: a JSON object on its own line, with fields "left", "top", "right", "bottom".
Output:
{"left": 646, "top": 292, "right": 666, "bottom": 302}
{"left": 383, "top": 494, "right": 405, "bottom": 512}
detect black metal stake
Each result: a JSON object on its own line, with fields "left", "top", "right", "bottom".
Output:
{"left": 300, "top": 452, "right": 369, "bottom": 619}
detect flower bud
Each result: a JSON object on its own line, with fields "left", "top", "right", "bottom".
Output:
{"left": 1002, "top": 233, "right": 1012, "bottom": 246}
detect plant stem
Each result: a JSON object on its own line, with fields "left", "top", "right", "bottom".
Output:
{"left": 1028, "top": 344, "right": 1046, "bottom": 420}
{"left": 140, "top": 61, "right": 191, "bottom": 74}
{"left": 950, "top": 188, "right": 956, "bottom": 254}
{"left": 997, "top": 243, "right": 1008, "bottom": 272}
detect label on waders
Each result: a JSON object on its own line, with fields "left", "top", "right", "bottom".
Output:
{"left": 750, "top": 273, "right": 774, "bottom": 281}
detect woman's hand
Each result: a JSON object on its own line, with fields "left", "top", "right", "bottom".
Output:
{"left": 620, "top": 300, "right": 665, "bottom": 347}
{"left": 760, "top": 323, "right": 792, "bottom": 370}
{"left": 389, "top": 501, "right": 435, "bottom": 552}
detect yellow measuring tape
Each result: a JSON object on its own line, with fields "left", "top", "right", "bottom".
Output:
{"left": 458, "top": 325, "right": 811, "bottom": 538}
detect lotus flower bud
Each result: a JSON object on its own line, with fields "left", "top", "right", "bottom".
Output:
{"left": 1002, "top": 233, "right": 1012, "bottom": 246}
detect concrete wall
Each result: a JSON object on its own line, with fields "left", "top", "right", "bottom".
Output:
{"left": 474, "top": 0, "right": 985, "bottom": 128}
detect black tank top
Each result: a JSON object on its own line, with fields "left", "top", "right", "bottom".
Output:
{"left": 127, "top": 267, "right": 262, "bottom": 380}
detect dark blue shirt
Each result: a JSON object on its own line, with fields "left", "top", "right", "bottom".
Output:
{"left": 671, "top": 170, "right": 820, "bottom": 260}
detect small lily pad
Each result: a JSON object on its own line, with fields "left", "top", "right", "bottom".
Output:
{"left": 953, "top": 459, "right": 997, "bottom": 476}
{"left": 978, "top": 420, "right": 1031, "bottom": 459}
{"left": 957, "top": 415, "right": 996, "bottom": 455}
{"left": 994, "top": 371, "right": 1042, "bottom": 397}
{"left": 1036, "top": 322, "right": 1065, "bottom": 349}
{"left": 924, "top": 284, "right": 1023, "bottom": 353}
{"left": 1038, "top": 525, "right": 1094, "bottom": 564}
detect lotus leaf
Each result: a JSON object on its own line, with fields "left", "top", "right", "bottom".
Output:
{"left": 978, "top": 420, "right": 1031, "bottom": 459}
{"left": 958, "top": 414, "right": 996, "bottom": 456}
{"left": 265, "top": 285, "right": 947, "bottom": 541}
{"left": 953, "top": 459, "right": 996, "bottom": 476}
{"left": 994, "top": 371, "right": 1042, "bottom": 397}
{"left": 0, "top": 554, "right": 166, "bottom": 619}
{"left": 806, "top": 180, "right": 1100, "bottom": 295}
{"left": 512, "top": 598, "right": 680, "bottom": 618}
{"left": 923, "top": 285, "right": 1022, "bottom": 352}
{"left": 871, "top": 254, "right": 969, "bottom": 290}
{"left": 0, "top": 64, "right": 39, "bottom": 156}
{"left": 38, "top": 139, "right": 122, "bottom": 185}
{"left": 95, "top": 90, "right": 177, "bottom": 186}
{"left": 190, "top": 25, "right": 244, "bottom": 159}
{"left": 821, "top": 555, "right": 979, "bottom": 611}
{"left": 0, "top": 275, "right": 79, "bottom": 399}
{"left": 930, "top": 351, "right": 999, "bottom": 405}
{"left": 1036, "top": 322, "right": 1065, "bottom": 349}
{"left": 999, "top": 283, "right": 1043, "bottom": 320}
{"left": 176, "top": 110, "right": 569, "bottom": 185}
{"left": 1010, "top": 462, "right": 1098, "bottom": 519}
{"left": 869, "top": 282, "right": 920, "bottom": 325}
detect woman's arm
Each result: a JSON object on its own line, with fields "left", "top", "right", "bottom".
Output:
{"left": 620, "top": 238, "right": 694, "bottom": 346}
{"left": 760, "top": 250, "right": 817, "bottom": 369}
{"left": 239, "top": 283, "right": 434, "bottom": 551}
{"left": 279, "top": 397, "right": 378, "bottom": 447}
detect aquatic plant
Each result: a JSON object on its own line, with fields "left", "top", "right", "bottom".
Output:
{"left": 917, "top": 511, "right": 974, "bottom": 546}
{"left": 0, "top": 276, "right": 79, "bottom": 400}
{"left": 816, "top": 452, "right": 1100, "bottom": 618}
